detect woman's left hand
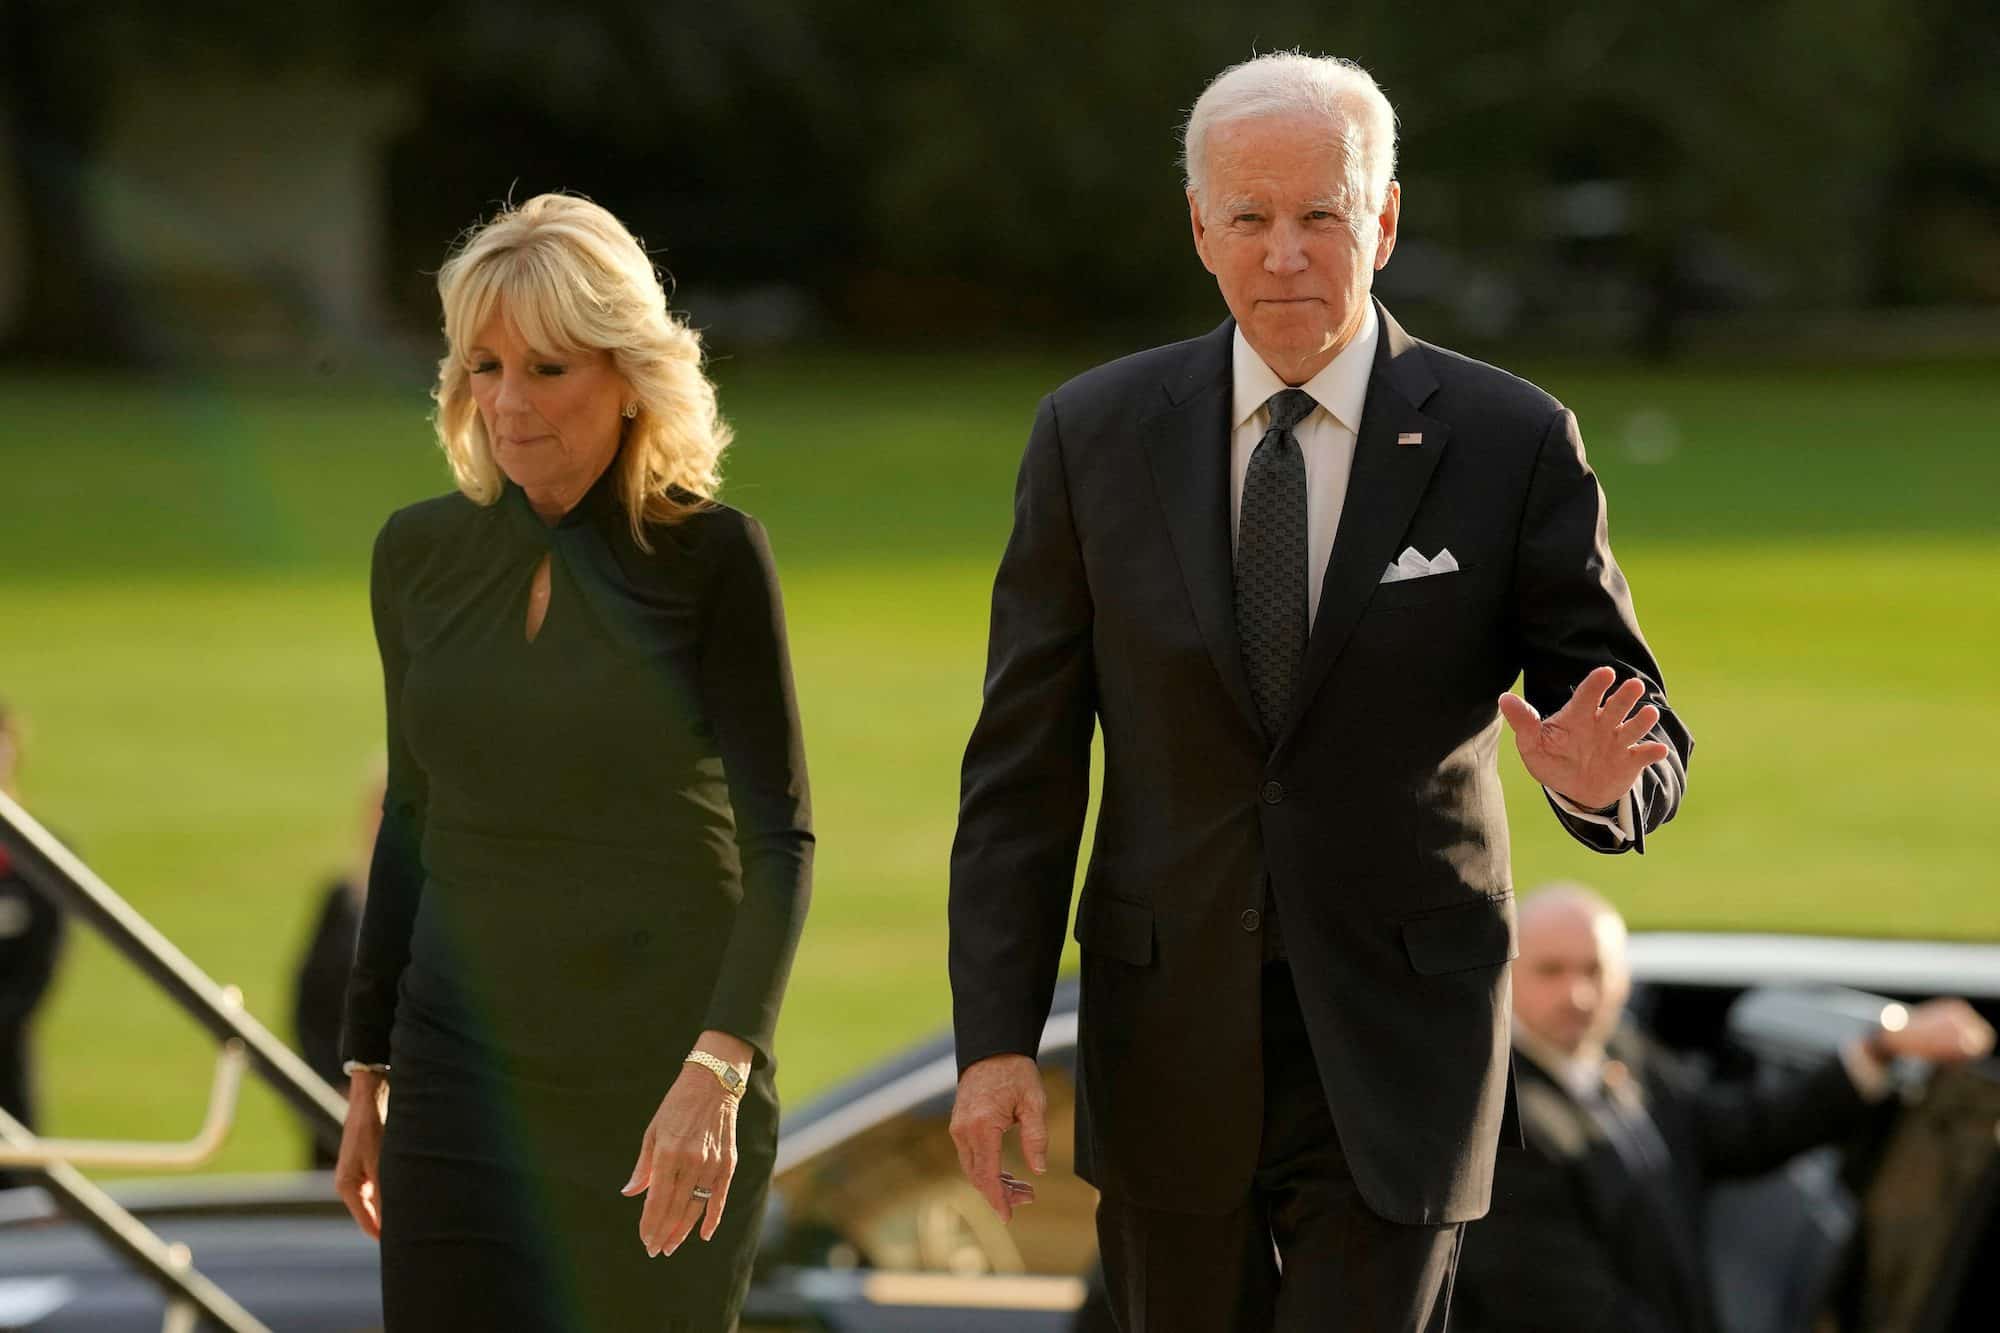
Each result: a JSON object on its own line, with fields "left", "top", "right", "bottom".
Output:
{"left": 623, "top": 1031, "right": 752, "bottom": 1257}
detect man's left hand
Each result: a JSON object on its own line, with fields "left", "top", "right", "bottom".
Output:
{"left": 1499, "top": 665, "right": 1671, "bottom": 811}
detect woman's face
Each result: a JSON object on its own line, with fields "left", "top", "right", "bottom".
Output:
{"left": 466, "top": 306, "right": 630, "bottom": 503}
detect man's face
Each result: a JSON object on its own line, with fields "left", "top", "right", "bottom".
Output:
{"left": 1513, "top": 905, "right": 1631, "bottom": 1057}
{"left": 1189, "top": 112, "right": 1400, "bottom": 385}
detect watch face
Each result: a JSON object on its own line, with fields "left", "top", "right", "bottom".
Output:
{"left": 723, "top": 1067, "right": 743, "bottom": 1091}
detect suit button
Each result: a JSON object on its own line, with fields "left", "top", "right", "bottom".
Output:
{"left": 1241, "top": 908, "right": 1262, "bottom": 932}
{"left": 1261, "top": 781, "right": 1285, "bottom": 805}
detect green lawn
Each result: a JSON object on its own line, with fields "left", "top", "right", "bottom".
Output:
{"left": 2, "top": 353, "right": 1996, "bottom": 1179}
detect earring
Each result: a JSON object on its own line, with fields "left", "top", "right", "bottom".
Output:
{"left": 621, "top": 402, "right": 638, "bottom": 419}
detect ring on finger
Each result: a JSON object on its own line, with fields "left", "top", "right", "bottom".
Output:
{"left": 690, "top": 1185, "right": 713, "bottom": 1200}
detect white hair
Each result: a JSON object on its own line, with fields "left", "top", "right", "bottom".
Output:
{"left": 1182, "top": 51, "right": 1399, "bottom": 235}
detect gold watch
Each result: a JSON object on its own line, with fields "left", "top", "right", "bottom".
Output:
{"left": 684, "top": 1050, "right": 746, "bottom": 1098}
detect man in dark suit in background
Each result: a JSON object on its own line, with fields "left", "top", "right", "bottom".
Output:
{"left": 947, "top": 50, "right": 1693, "bottom": 1332}
{"left": 1454, "top": 883, "right": 1994, "bottom": 1333}
{"left": 290, "top": 760, "right": 383, "bottom": 1167}
{"left": 0, "top": 699, "right": 65, "bottom": 1188}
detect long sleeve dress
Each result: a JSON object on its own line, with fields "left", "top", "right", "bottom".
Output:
{"left": 340, "top": 461, "right": 812, "bottom": 1331}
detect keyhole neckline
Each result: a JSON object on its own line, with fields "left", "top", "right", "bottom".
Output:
{"left": 523, "top": 552, "right": 554, "bottom": 645}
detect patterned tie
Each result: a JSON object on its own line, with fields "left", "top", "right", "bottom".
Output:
{"left": 1235, "top": 388, "right": 1317, "bottom": 743}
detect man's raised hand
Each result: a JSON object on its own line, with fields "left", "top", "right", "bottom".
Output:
{"left": 949, "top": 1054, "right": 1047, "bottom": 1223}
{"left": 1499, "top": 666, "right": 1670, "bottom": 812}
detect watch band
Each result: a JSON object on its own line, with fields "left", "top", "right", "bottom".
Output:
{"left": 684, "top": 1051, "right": 746, "bottom": 1098}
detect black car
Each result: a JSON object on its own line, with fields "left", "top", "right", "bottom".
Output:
{"left": 1, "top": 932, "right": 1995, "bottom": 1331}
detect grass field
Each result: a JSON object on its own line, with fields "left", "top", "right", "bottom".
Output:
{"left": 2, "top": 351, "right": 1996, "bottom": 1179}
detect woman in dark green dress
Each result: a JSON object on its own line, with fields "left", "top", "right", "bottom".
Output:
{"left": 332, "top": 193, "right": 812, "bottom": 1332}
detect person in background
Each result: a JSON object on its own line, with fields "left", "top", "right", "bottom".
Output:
{"left": 0, "top": 699, "right": 66, "bottom": 1187}
{"left": 1454, "top": 882, "right": 1995, "bottom": 1333}
{"left": 291, "top": 760, "right": 384, "bottom": 1168}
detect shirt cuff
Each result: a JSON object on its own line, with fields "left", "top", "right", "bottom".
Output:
{"left": 1546, "top": 784, "right": 1637, "bottom": 843}
{"left": 1840, "top": 1039, "right": 1895, "bottom": 1103}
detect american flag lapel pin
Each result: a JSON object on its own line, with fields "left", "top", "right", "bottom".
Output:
{"left": 1397, "top": 431, "right": 1424, "bottom": 446}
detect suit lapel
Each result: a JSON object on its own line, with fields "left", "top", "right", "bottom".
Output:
{"left": 1516, "top": 1050, "right": 1645, "bottom": 1215}
{"left": 1140, "top": 320, "right": 1262, "bottom": 739}
{"left": 1276, "top": 303, "right": 1448, "bottom": 749}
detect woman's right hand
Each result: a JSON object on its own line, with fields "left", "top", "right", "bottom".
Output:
{"left": 333, "top": 1071, "right": 388, "bottom": 1239}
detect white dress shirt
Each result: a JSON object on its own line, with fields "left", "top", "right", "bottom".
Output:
{"left": 1227, "top": 304, "right": 1637, "bottom": 842}
{"left": 1228, "top": 303, "right": 1378, "bottom": 629}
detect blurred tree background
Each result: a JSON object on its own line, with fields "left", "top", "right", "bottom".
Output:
{"left": 4, "top": 0, "right": 1997, "bottom": 369}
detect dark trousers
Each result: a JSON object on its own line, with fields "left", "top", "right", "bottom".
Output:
{"left": 1095, "top": 963, "right": 1464, "bottom": 1332}
{"left": 0, "top": 1032, "right": 37, "bottom": 1191}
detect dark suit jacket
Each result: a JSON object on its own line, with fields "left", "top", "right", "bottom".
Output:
{"left": 0, "top": 842, "right": 65, "bottom": 1189}
{"left": 1456, "top": 1028, "right": 1876, "bottom": 1332}
{"left": 0, "top": 846, "right": 65, "bottom": 1122}
{"left": 949, "top": 304, "right": 1691, "bottom": 1225}
{"left": 294, "top": 876, "right": 362, "bottom": 1092}
{"left": 294, "top": 876, "right": 361, "bottom": 1167}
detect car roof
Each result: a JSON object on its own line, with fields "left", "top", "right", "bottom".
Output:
{"left": 0, "top": 1171, "right": 343, "bottom": 1229}
{"left": 1628, "top": 932, "right": 2000, "bottom": 997}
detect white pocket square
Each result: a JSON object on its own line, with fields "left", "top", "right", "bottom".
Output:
{"left": 1379, "top": 546, "right": 1460, "bottom": 584}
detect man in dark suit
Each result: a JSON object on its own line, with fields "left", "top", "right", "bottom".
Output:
{"left": 1455, "top": 884, "right": 1994, "bottom": 1333}
{"left": 290, "top": 762, "right": 380, "bottom": 1167}
{"left": 0, "top": 699, "right": 64, "bottom": 1189}
{"left": 947, "top": 51, "right": 1693, "bottom": 1332}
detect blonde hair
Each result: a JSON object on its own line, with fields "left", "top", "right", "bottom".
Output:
{"left": 432, "top": 193, "right": 730, "bottom": 547}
